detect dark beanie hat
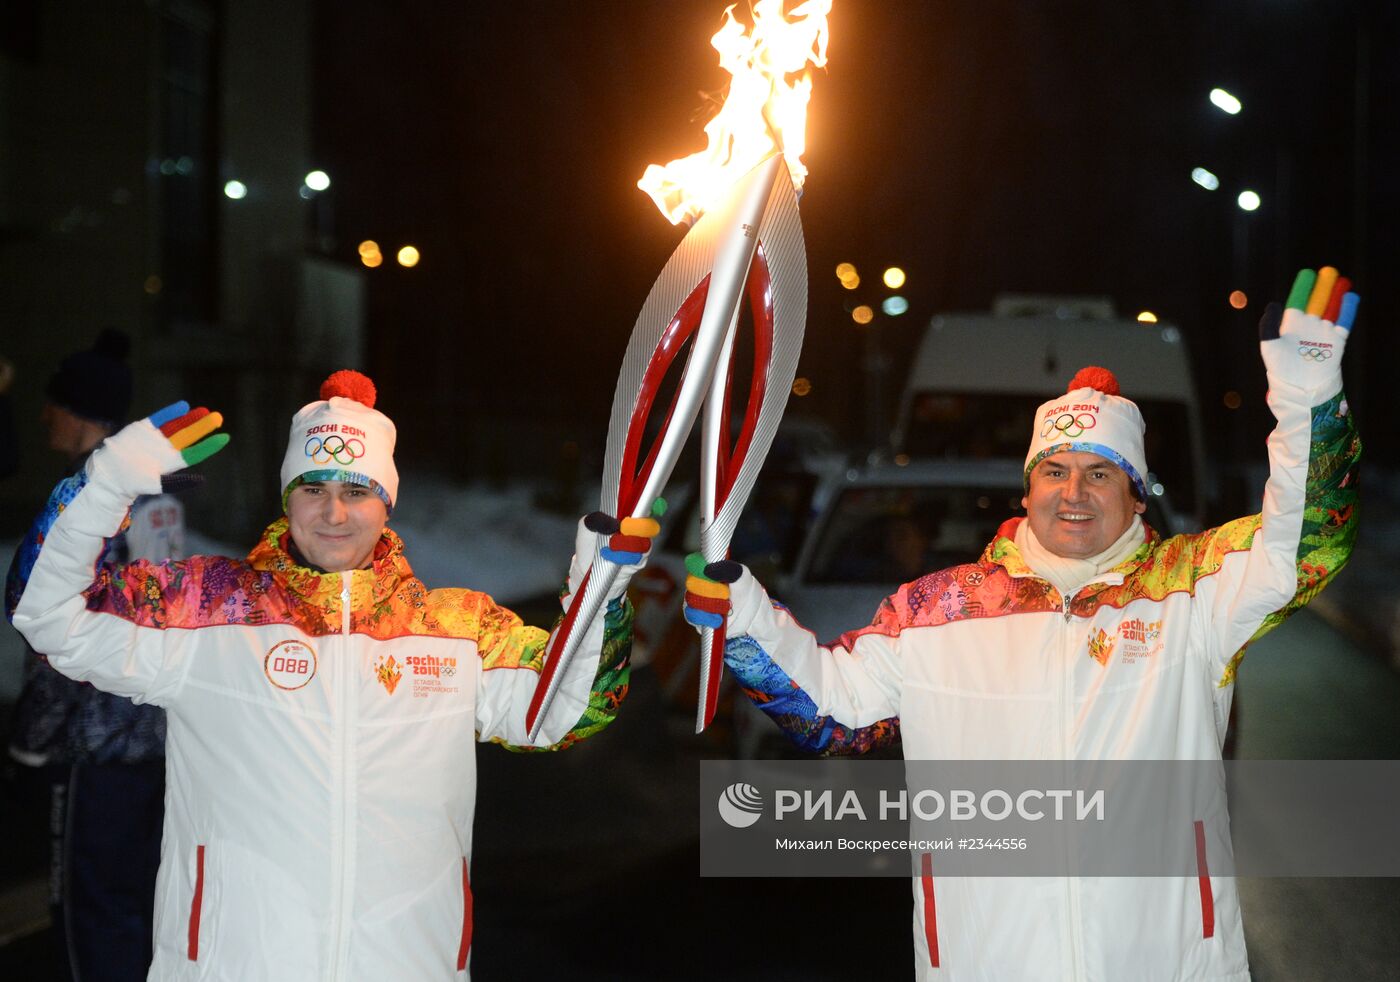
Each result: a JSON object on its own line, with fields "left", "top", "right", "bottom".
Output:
{"left": 46, "top": 328, "right": 133, "bottom": 427}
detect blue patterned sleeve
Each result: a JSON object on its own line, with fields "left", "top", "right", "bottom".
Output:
{"left": 725, "top": 632, "right": 901, "bottom": 756}
{"left": 6, "top": 471, "right": 94, "bottom": 622}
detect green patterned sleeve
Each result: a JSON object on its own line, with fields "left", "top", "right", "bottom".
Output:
{"left": 1220, "top": 391, "right": 1360, "bottom": 684}
{"left": 493, "top": 596, "right": 633, "bottom": 753}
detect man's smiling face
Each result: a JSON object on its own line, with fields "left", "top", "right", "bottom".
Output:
{"left": 1022, "top": 452, "right": 1145, "bottom": 559}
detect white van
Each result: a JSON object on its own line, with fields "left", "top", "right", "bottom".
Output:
{"left": 890, "top": 295, "right": 1208, "bottom": 532}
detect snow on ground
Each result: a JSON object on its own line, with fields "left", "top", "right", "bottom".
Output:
{"left": 386, "top": 473, "right": 580, "bottom": 599}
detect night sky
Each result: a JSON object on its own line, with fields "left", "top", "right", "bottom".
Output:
{"left": 311, "top": 0, "right": 1398, "bottom": 491}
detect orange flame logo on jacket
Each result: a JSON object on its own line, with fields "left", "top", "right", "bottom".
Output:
{"left": 1087, "top": 628, "right": 1115, "bottom": 667}
{"left": 375, "top": 654, "right": 402, "bottom": 695}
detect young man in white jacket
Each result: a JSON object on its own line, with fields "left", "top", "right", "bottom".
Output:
{"left": 685, "top": 267, "right": 1362, "bottom": 980}
{"left": 12, "top": 369, "right": 656, "bottom": 981}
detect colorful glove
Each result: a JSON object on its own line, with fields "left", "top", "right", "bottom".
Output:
{"left": 87, "top": 401, "right": 229, "bottom": 498}
{"left": 682, "top": 552, "right": 743, "bottom": 630}
{"left": 584, "top": 497, "right": 666, "bottom": 566}
{"left": 1259, "top": 266, "right": 1358, "bottom": 404}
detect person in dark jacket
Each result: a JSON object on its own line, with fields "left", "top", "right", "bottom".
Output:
{"left": 5, "top": 329, "right": 176, "bottom": 982}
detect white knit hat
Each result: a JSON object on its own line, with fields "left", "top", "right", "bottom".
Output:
{"left": 280, "top": 370, "right": 399, "bottom": 512}
{"left": 1023, "top": 366, "right": 1147, "bottom": 499}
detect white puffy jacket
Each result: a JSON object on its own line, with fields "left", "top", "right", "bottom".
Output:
{"left": 13, "top": 423, "right": 634, "bottom": 981}
{"left": 722, "top": 381, "right": 1359, "bottom": 981}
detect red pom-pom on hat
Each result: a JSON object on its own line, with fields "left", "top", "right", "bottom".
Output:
{"left": 1066, "top": 366, "right": 1120, "bottom": 397}
{"left": 320, "top": 370, "right": 377, "bottom": 409}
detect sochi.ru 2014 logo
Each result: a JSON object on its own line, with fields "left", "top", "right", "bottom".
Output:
{"left": 717, "top": 783, "right": 764, "bottom": 828}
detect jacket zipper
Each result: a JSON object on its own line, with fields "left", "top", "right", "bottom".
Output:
{"left": 1060, "top": 589, "right": 1085, "bottom": 981}
{"left": 329, "top": 577, "right": 357, "bottom": 979}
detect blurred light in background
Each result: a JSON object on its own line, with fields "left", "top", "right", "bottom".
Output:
{"left": 851, "top": 305, "right": 874, "bottom": 325}
{"left": 143, "top": 275, "right": 162, "bottom": 295}
{"left": 792, "top": 377, "right": 812, "bottom": 397}
{"left": 1228, "top": 290, "right": 1248, "bottom": 309}
{"left": 1190, "top": 167, "right": 1219, "bottom": 190}
{"left": 304, "top": 169, "right": 331, "bottom": 191}
{"left": 1237, "top": 190, "right": 1261, "bottom": 211}
{"left": 396, "top": 245, "right": 420, "bottom": 268}
{"left": 881, "top": 295, "right": 909, "bottom": 316}
{"left": 1136, "top": 311, "right": 1158, "bottom": 323}
{"left": 358, "top": 240, "right": 383, "bottom": 268}
{"left": 835, "top": 262, "right": 856, "bottom": 279}
{"left": 223, "top": 180, "right": 247, "bottom": 200}
{"left": 1223, "top": 390, "right": 1242, "bottom": 410}
{"left": 1209, "top": 88, "right": 1242, "bottom": 114}
{"left": 882, "top": 266, "right": 906, "bottom": 289}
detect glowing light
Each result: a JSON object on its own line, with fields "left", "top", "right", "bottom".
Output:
{"left": 1191, "top": 167, "right": 1219, "bottom": 191}
{"left": 396, "top": 245, "right": 420, "bottom": 268}
{"left": 792, "top": 377, "right": 812, "bottom": 396}
{"left": 143, "top": 275, "right": 163, "bottom": 295}
{"left": 882, "top": 266, "right": 906, "bottom": 289}
{"left": 1237, "top": 190, "right": 1261, "bottom": 212}
{"left": 358, "top": 240, "right": 380, "bottom": 257}
{"left": 175, "top": 156, "right": 194, "bottom": 176}
{"left": 1228, "top": 290, "right": 1247, "bottom": 309}
{"left": 881, "top": 295, "right": 909, "bottom": 316}
{"left": 1223, "top": 390, "right": 1242, "bottom": 410}
{"left": 1150, "top": 482, "right": 1165, "bottom": 496}
{"left": 361, "top": 251, "right": 383, "bottom": 269}
{"left": 638, "top": 0, "right": 832, "bottom": 225}
{"left": 304, "top": 170, "right": 331, "bottom": 192}
{"left": 1136, "top": 311, "right": 1158, "bottom": 324}
{"left": 851, "top": 305, "right": 874, "bottom": 325}
{"left": 835, "top": 262, "right": 856, "bottom": 279}
{"left": 1209, "top": 88, "right": 1242, "bottom": 115}
{"left": 894, "top": 453, "right": 910, "bottom": 467}
{"left": 223, "top": 180, "right": 248, "bottom": 200}
{"left": 840, "top": 272, "right": 860, "bottom": 290}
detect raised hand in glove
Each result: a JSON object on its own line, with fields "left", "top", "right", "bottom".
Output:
{"left": 87, "top": 401, "right": 229, "bottom": 497}
{"left": 1259, "top": 266, "right": 1359, "bottom": 405}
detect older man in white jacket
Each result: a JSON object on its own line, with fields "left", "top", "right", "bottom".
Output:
{"left": 684, "top": 267, "right": 1362, "bottom": 981}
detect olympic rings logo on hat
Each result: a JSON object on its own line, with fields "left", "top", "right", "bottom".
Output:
{"left": 1296, "top": 344, "right": 1333, "bottom": 361}
{"left": 305, "top": 435, "right": 366, "bottom": 465}
{"left": 1040, "top": 412, "right": 1098, "bottom": 440}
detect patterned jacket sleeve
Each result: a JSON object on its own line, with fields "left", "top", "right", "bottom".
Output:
{"left": 720, "top": 571, "right": 903, "bottom": 756}
{"left": 1193, "top": 386, "right": 1360, "bottom": 683}
{"left": 11, "top": 463, "right": 193, "bottom": 706}
{"left": 473, "top": 587, "right": 633, "bottom": 752}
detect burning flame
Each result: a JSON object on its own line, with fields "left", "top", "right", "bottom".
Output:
{"left": 639, "top": 0, "right": 831, "bottom": 225}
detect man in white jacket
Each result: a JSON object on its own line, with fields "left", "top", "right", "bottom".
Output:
{"left": 684, "top": 267, "right": 1362, "bottom": 980}
{"left": 13, "top": 369, "right": 655, "bottom": 981}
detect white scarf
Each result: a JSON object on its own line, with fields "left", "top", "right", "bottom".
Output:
{"left": 1014, "top": 515, "right": 1145, "bottom": 599}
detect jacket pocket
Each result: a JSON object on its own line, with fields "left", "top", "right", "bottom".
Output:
{"left": 457, "top": 857, "right": 473, "bottom": 971}
{"left": 188, "top": 844, "right": 206, "bottom": 961}
{"left": 1193, "top": 820, "right": 1215, "bottom": 939}
{"left": 920, "top": 852, "right": 940, "bottom": 967}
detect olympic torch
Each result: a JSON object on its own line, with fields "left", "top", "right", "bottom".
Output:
{"left": 527, "top": 0, "right": 829, "bottom": 740}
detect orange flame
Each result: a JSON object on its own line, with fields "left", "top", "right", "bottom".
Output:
{"left": 639, "top": 0, "right": 831, "bottom": 225}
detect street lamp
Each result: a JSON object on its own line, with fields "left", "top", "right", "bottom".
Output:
{"left": 1209, "top": 88, "right": 1242, "bottom": 115}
